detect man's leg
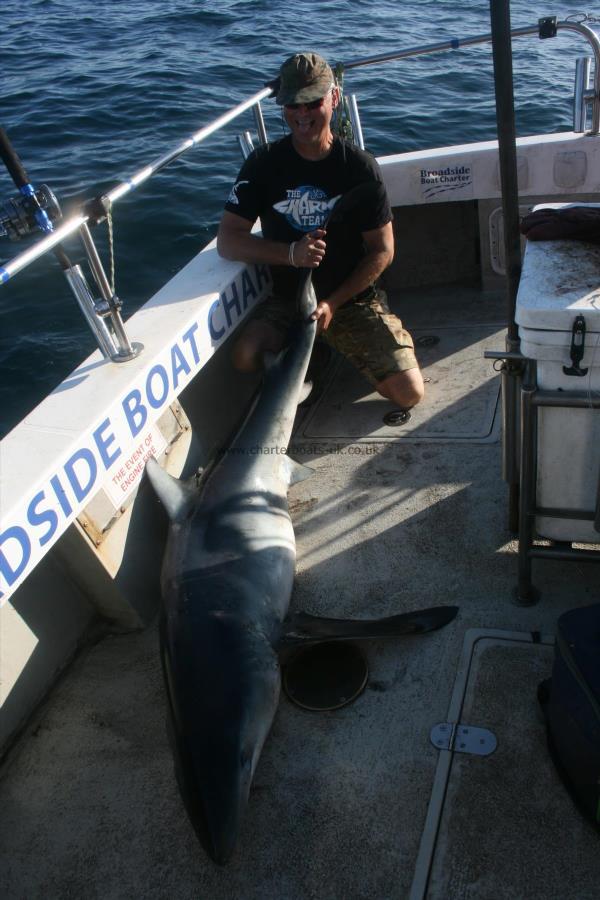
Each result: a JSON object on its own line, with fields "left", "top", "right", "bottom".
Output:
{"left": 231, "top": 296, "right": 293, "bottom": 373}
{"left": 376, "top": 366, "right": 424, "bottom": 408}
{"left": 324, "top": 288, "right": 424, "bottom": 409}
{"left": 232, "top": 320, "right": 287, "bottom": 372}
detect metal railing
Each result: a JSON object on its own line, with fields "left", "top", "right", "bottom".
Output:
{"left": 1, "top": 18, "right": 598, "bottom": 361}
{"left": 345, "top": 17, "right": 600, "bottom": 132}
{"left": 0, "top": 87, "right": 273, "bottom": 286}
{"left": 0, "top": 87, "right": 272, "bottom": 362}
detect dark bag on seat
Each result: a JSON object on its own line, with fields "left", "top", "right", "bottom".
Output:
{"left": 538, "top": 604, "right": 600, "bottom": 831}
{"left": 521, "top": 206, "right": 600, "bottom": 243}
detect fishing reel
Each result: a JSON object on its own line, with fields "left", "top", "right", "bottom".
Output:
{"left": 0, "top": 183, "right": 62, "bottom": 240}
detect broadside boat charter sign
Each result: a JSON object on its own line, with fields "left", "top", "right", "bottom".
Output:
{"left": 0, "top": 262, "right": 271, "bottom": 604}
{"left": 420, "top": 162, "right": 473, "bottom": 200}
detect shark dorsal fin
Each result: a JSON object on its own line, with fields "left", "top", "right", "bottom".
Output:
{"left": 282, "top": 455, "right": 314, "bottom": 486}
{"left": 145, "top": 457, "right": 196, "bottom": 523}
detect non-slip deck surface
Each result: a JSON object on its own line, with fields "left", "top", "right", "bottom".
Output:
{"left": 1, "top": 284, "right": 598, "bottom": 899}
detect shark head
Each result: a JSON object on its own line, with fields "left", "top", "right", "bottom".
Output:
{"left": 161, "top": 606, "right": 281, "bottom": 864}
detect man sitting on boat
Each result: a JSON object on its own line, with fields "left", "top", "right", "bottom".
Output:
{"left": 217, "top": 51, "right": 424, "bottom": 410}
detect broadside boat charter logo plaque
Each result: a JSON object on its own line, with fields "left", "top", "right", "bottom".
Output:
{"left": 420, "top": 163, "right": 473, "bottom": 200}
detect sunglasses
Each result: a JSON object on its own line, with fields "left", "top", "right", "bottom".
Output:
{"left": 284, "top": 92, "right": 331, "bottom": 111}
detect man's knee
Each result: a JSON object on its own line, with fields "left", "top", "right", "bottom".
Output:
{"left": 376, "top": 367, "right": 425, "bottom": 408}
{"left": 231, "top": 322, "right": 286, "bottom": 373}
{"left": 232, "top": 336, "right": 261, "bottom": 372}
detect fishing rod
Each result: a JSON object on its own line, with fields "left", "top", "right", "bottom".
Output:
{"left": 0, "top": 87, "right": 273, "bottom": 287}
{"left": 0, "top": 127, "right": 65, "bottom": 259}
{"left": 0, "top": 88, "right": 274, "bottom": 362}
{"left": 0, "top": 125, "right": 139, "bottom": 360}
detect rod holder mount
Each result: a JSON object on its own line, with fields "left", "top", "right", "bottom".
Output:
{"left": 574, "top": 56, "right": 593, "bottom": 132}
{"left": 76, "top": 223, "right": 143, "bottom": 362}
{"left": 237, "top": 131, "right": 255, "bottom": 160}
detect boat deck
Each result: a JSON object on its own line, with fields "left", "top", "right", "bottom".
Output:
{"left": 2, "top": 284, "right": 599, "bottom": 898}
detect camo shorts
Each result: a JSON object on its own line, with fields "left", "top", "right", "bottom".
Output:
{"left": 249, "top": 286, "right": 418, "bottom": 385}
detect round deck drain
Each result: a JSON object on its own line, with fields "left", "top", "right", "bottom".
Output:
{"left": 383, "top": 408, "right": 412, "bottom": 427}
{"left": 282, "top": 642, "right": 368, "bottom": 711}
{"left": 416, "top": 335, "right": 440, "bottom": 347}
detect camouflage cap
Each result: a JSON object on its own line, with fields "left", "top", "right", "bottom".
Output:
{"left": 275, "top": 52, "right": 334, "bottom": 106}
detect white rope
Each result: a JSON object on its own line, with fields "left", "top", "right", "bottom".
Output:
{"left": 106, "top": 199, "right": 115, "bottom": 295}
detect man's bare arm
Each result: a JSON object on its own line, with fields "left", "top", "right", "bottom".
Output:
{"left": 312, "top": 221, "right": 394, "bottom": 330}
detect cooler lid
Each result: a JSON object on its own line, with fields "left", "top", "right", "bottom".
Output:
{"left": 516, "top": 205, "right": 600, "bottom": 332}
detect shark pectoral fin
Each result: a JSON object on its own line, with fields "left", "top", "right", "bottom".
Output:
{"left": 298, "top": 381, "right": 313, "bottom": 404}
{"left": 279, "top": 606, "right": 459, "bottom": 647}
{"left": 282, "top": 455, "right": 314, "bottom": 486}
{"left": 262, "top": 348, "right": 286, "bottom": 372}
{"left": 145, "top": 456, "right": 196, "bottom": 522}
{"left": 262, "top": 350, "right": 277, "bottom": 371}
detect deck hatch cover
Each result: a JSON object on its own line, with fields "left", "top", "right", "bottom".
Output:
{"left": 430, "top": 722, "right": 497, "bottom": 756}
{"left": 410, "top": 629, "right": 600, "bottom": 900}
{"left": 297, "top": 326, "right": 503, "bottom": 444}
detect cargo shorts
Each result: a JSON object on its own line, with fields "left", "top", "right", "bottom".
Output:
{"left": 248, "top": 286, "right": 418, "bottom": 385}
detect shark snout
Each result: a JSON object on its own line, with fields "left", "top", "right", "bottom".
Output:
{"left": 179, "top": 719, "right": 274, "bottom": 865}
{"left": 164, "top": 619, "right": 281, "bottom": 864}
{"left": 203, "top": 772, "right": 250, "bottom": 865}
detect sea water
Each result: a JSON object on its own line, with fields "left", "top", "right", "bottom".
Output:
{"left": 0, "top": 0, "right": 594, "bottom": 436}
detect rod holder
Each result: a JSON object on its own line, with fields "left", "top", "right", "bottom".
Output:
{"left": 574, "top": 56, "right": 592, "bottom": 131}
{"left": 237, "top": 131, "right": 255, "bottom": 160}
{"left": 64, "top": 265, "right": 116, "bottom": 358}
{"left": 347, "top": 94, "right": 365, "bottom": 149}
{"left": 77, "top": 223, "right": 142, "bottom": 362}
{"left": 253, "top": 102, "right": 268, "bottom": 145}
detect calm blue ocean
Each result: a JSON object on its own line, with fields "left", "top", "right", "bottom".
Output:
{"left": 0, "top": 1, "right": 593, "bottom": 437}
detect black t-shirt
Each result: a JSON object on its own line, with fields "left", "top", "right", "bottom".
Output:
{"left": 224, "top": 135, "right": 392, "bottom": 301}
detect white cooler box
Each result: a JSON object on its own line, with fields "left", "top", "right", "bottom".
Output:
{"left": 516, "top": 220, "right": 600, "bottom": 543}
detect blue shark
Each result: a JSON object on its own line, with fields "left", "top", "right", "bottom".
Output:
{"left": 146, "top": 269, "right": 318, "bottom": 864}
{"left": 146, "top": 186, "right": 458, "bottom": 864}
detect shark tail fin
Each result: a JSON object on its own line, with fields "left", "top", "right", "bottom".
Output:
{"left": 282, "top": 455, "right": 314, "bottom": 486}
{"left": 145, "top": 456, "right": 196, "bottom": 522}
